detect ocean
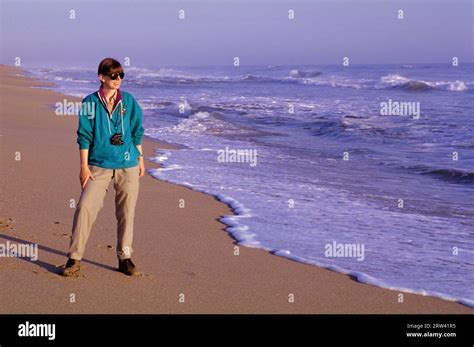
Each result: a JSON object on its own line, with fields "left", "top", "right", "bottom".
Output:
{"left": 26, "top": 63, "right": 474, "bottom": 307}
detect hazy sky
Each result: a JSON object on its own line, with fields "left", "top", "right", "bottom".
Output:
{"left": 1, "top": 0, "right": 472, "bottom": 67}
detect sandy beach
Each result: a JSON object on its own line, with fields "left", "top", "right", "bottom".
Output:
{"left": 0, "top": 65, "right": 471, "bottom": 314}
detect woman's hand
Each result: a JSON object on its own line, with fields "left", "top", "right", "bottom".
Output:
{"left": 138, "top": 158, "right": 145, "bottom": 177}
{"left": 80, "top": 165, "right": 95, "bottom": 188}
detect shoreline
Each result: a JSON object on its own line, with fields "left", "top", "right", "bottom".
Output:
{"left": 0, "top": 64, "right": 472, "bottom": 313}
{"left": 149, "top": 166, "right": 474, "bottom": 309}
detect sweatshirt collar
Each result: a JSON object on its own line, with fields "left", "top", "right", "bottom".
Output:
{"left": 97, "top": 87, "right": 123, "bottom": 114}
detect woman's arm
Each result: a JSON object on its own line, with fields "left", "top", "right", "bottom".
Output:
{"left": 77, "top": 97, "right": 94, "bottom": 150}
{"left": 136, "top": 144, "right": 145, "bottom": 177}
{"left": 130, "top": 97, "right": 145, "bottom": 177}
{"left": 130, "top": 98, "right": 145, "bottom": 147}
{"left": 76, "top": 97, "right": 95, "bottom": 188}
{"left": 79, "top": 149, "right": 94, "bottom": 188}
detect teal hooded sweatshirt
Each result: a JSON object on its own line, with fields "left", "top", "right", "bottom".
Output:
{"left": 76, "top": 89, "right": 145, "bottom": 169}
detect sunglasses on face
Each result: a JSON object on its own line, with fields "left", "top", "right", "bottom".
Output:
{"left": 107, "top": 72, "right": 125, "bottom": 80}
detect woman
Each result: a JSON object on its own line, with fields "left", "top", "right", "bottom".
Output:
{"left": 63, "top": 58, "right": 145, "bottom": 277}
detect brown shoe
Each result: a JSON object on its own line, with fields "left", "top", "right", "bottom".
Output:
{"left": 118, "top": 258, "right": 139, "bottom": 276}
{"left": 62, "top": 258, "right": 81, "bottom": 277}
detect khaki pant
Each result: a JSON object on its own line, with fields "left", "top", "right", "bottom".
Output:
{"left": 68, "top": 165, "right": 140, "bottom": 261}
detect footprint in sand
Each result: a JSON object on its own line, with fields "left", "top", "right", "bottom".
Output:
{"left": 0, "top": 217, "right": 15, "bottom": 232}
{"left": 94, "top": 244, "right": 114, "bottom": 250}
{"left": 52, "top": 232, "right": 71, "bottom": 239}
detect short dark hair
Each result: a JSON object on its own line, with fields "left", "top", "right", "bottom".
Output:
{"left": 98, "top": 58, "right": 123, "bottom": 86}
